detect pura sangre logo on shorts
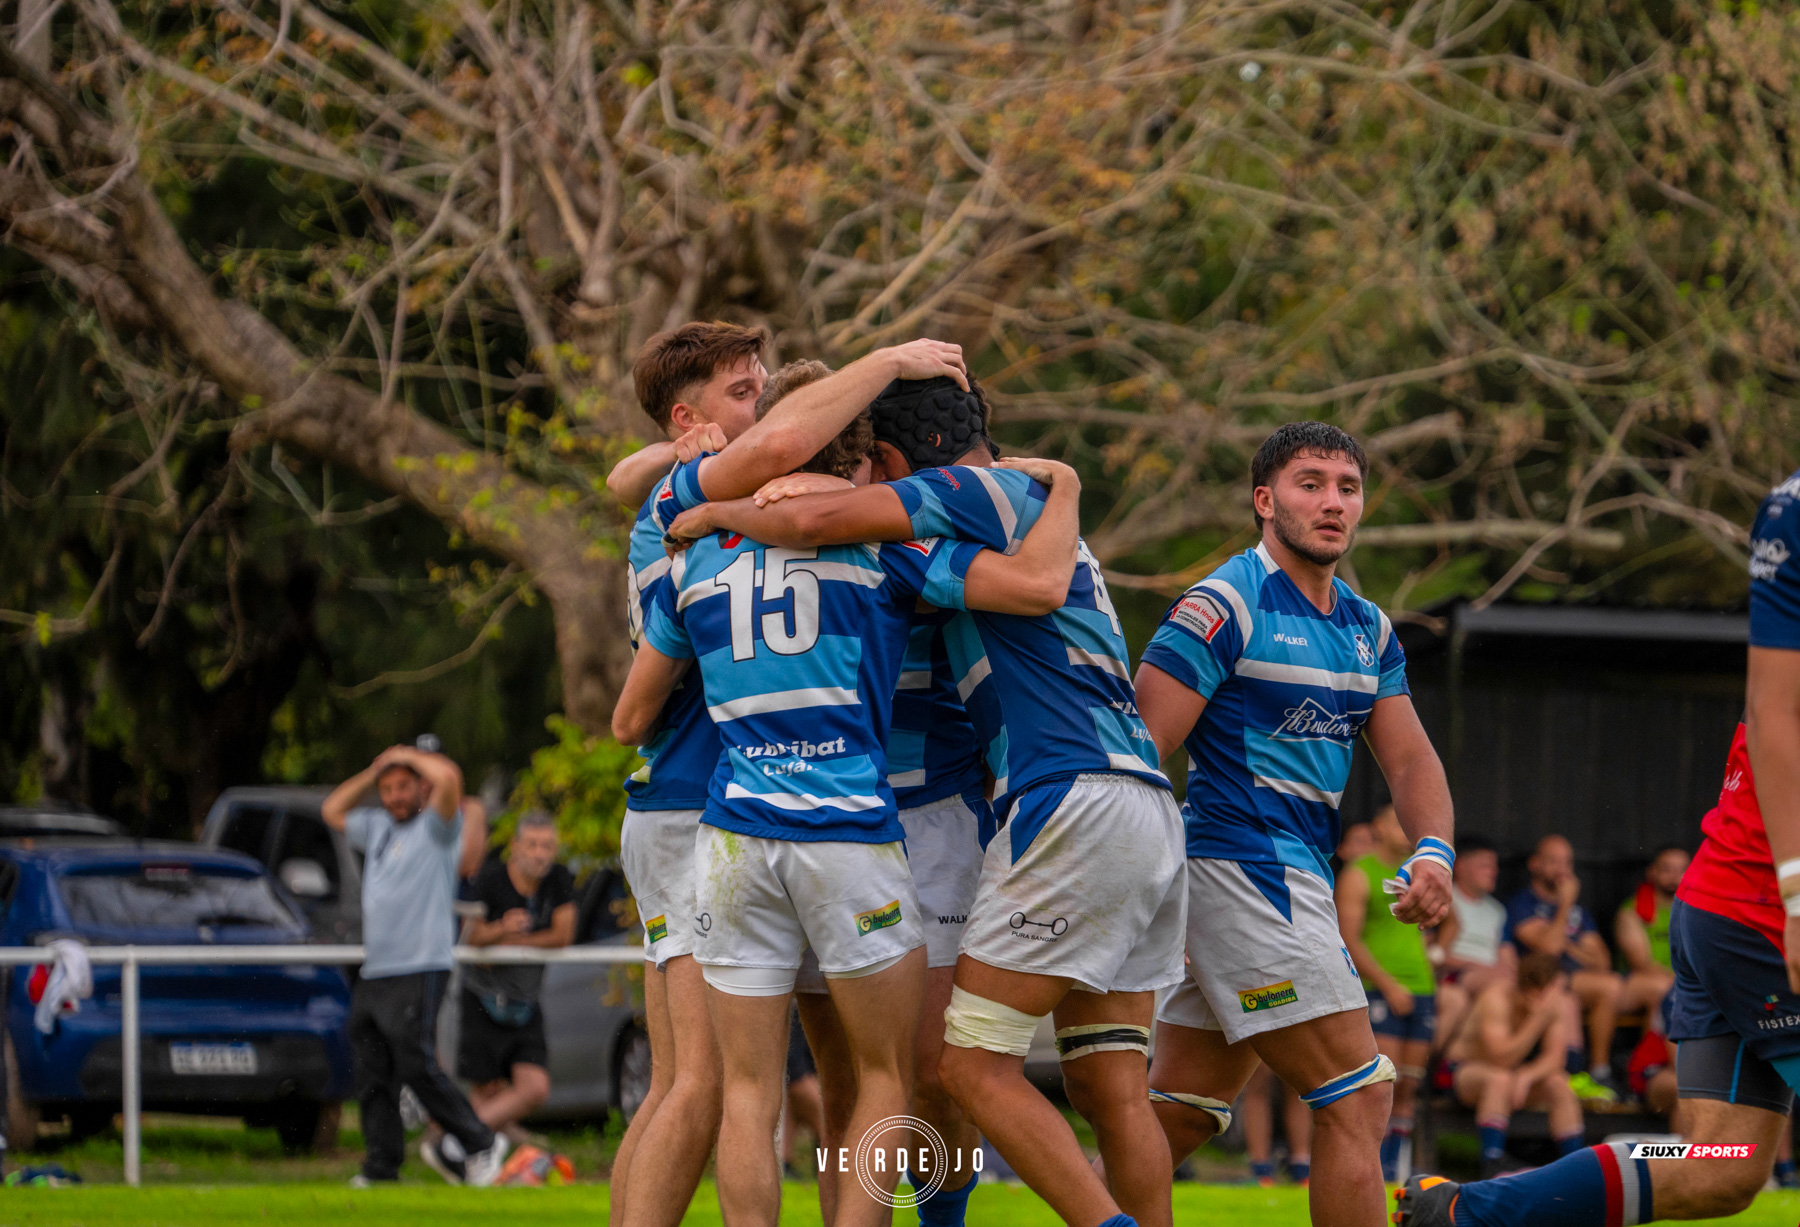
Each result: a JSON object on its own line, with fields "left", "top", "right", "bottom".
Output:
{"left": 646, "top": 915, "right": 668, "bottom": 943}
{"left": 1238, "top": 980, "right": 1300, "bottom": 1013}
{"left": 855, "top": 900, "right": 903, "bottom": 936}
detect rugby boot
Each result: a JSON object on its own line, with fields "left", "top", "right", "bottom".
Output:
{"left": 1392, "top": 1173, "right": 1460, "bottom": 1226}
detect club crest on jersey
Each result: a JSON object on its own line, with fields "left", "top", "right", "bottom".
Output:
{"left": 1170, "top": 592, "right": 1228, "bottom": 642}
{"left": 1353, "top": 633, "right": 1375, "bottom": 667}
{"left": 1271, "top": 698, "right": 1364, "bottom": 743}
{"left": 855, "top": 900, "right": 903, "bottom": 936}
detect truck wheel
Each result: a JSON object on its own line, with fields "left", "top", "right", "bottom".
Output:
{"left": 4, "top": 1031, "right": 38, "bottom": 1153}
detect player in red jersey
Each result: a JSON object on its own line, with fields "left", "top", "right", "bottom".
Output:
{"left": 1397, "top": 467, "right": 1800, "bottom": 1226}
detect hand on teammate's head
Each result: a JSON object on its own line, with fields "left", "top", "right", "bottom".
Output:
{"left": 994, "top": 456, "right": 1077, "bottom": 489}
{"left": 885, "top": 338, "right": 969, "bottom": 390}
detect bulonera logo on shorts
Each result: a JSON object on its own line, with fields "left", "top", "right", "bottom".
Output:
{"left": 646, "top": 915, "right": 668, "bottom": 943}
{"left": 1239, "top": 980, "right": 1300, "bottom": 1013}
{"left": 1627, "top": 1143, "right": 1757, "bottom": 1160}
{"left": 856, "top": 900, "right": 903, "bottom": 936}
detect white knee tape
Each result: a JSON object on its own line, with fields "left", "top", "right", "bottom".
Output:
{"left": 942, "top": 985, "right": 1044, "bottom": 1057}
{"left": 1301, "top": 1053, "right": 1397, "bottom": 1110}
{"left": 1056, "top": 1023, "right": 1150, "bottom": 1063}
{"left": 1149, "top": 1089, "right": 1233, "bottom": 1135}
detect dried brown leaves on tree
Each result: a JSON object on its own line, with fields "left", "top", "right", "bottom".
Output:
{"left": 2, "top": 0, "right": 1795, "bottom": 726}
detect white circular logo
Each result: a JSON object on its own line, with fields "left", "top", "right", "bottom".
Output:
{"left": 854, "top": 1115, "right": 948, "bottom": 1209}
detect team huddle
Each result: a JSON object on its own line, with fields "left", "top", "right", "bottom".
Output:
{"left": 600, "top": 322, "right": 1800, "bottom": 1227}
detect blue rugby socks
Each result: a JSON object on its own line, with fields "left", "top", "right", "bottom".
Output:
{"left": 1451, "top": 1141, "right": 1653, "bottom": 1226}
{"left": 917, "top": 1170, "right": 977, "bottom": 1227}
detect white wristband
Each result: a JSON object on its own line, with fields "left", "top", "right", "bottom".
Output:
{"left": 1786, "top": 893, "right": 1800, "bottom": 919}
{"left": 1779, "top": 857, "right": 1800, "bottom": 885}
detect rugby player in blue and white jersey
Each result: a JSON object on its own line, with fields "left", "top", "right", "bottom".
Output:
{"left": 611, "top": 325, "right": 968, "bottom": 1227}
{"left": 613, "top": 383, "right": 1082, "bottom": 1227}
{"left": 1132, "top": 421, "right": 1455, "bottom": 1227}
{"left": 667, "top": 391, "right": 1187, "bottom": 1227}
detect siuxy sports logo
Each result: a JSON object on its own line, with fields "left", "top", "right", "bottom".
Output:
{"left": 1271, "top": 698, "right": 1367, "bottom": 743}
{"left": 1627, "top": 1143, "right": 1756, "bottom": 1159}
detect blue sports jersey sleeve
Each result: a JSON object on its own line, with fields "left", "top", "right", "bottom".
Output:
{"left": 890, "top": 466, "right": 1046, "bottom": 553}
{"left": 874, "top": 538, "right": 958, "bottom": 606}
{"left": 1138, "top": 579, "right": 1248, "bottom": 700}
{"left": 1750, "top": 471, "right": 1800, "bottom": 650}
{"left": 642, "top": 573, "right": 694, "bottom": 660}
{"left": 647, "top": 454, "right": 714, "bottom": 534}
{"left": 915, "top": 540, "right": 985, "bottom": 611}
{"left": 1375, "top": 617, "right": 1409, "bottom": 700}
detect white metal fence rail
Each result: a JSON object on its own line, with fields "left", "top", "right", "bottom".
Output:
{"left": 0, "top": 943, "right": 642, "bottom": 1185}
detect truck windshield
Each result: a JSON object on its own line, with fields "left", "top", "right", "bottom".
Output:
{"left": 58, "top": 865, "right": 300, "bottom": 931}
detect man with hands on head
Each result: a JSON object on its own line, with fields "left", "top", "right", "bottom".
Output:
{"left": 613, "top": 374, "right": 1084, "bottom": 1227}
{"left": 322, "top": 743, "right": 507, "bottom": 1188}
{"left": 666, "top": 381, "right": 1188, "bottom": 1227}
{"left": 1130, "top": 422, "right": 1453, "bottom": 1227}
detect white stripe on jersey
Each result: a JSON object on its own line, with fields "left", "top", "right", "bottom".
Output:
{"left": 795, "top": 560, "right": 885, "bottom": 587}
{"left": 1235, "top": 657, "right": 1379, "bottom": 694}
{"left": 955, "top": 654, "right": 992, "bottom": 702}
{"left": 1197, "top": 576, "right": 1254, "bottom": 641}
{"left": 1376, "top": 608, "right": 1394, "bottom": 657}
{"left": 971, "top": 467, "right": 1022, "bottom": 556}
{"left": 1067, "top": 645, "right": 1130, "bottom": 679}
{"left": 1253, "top": 774, "right": 1345, "bottom": 806}
{"left": 634, "top": 555, "right": 671, "bottom": 587}
{"left": 1253, "top": 542, "right": 1280, "bottom": 573}
{"left": 707, "top": 686, "right": 861, "bottom": 721}
{"left": 723, "top": 782, "right": 885, "bottom": 812}
{"left": 897, "top": 670, "right": 931, "bottom": 690}
{"left": 1107, "top": 752, "right": 1165, "bottom": 778}
{"left": 887, "top": 768, "right": 927, "bottom": 787}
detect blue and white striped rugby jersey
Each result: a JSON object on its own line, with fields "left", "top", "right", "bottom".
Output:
{"left": 1138, "top": 543, "right": 1409, "bottom": 882}
{"left": 622, "top": 489, "right": 719, "bottom": 811}
{"left": 644, "top": 459, "right": 967, "bottom": 842}
{"left": 887, "top": 611, "right": 987, "bottom": 810}
{"left": 890, "top": 466, "right": 1169, "bottom": 852}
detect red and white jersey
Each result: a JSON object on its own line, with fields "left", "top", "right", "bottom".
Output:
{"left": 1679, "top": 725, "right": 1783, "bottom": 951}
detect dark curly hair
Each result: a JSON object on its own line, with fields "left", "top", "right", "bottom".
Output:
{"left": 1249, "top": 421, "right": 1368, "bottom": 528}
{"left": 754, "top": 360, "right": 873, "bottom": 481}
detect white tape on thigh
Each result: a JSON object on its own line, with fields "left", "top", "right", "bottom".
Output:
{"left": 1055, "top": 1023, "right": 1150, "bottom": 1063}
{"left": 1301, "top": 1053, "right": 1397, "bottom": 1110}
{"left": 942, "top": 985, "right": 1044, "bottom": 1057}
{"left": 700, "top": 963, "right": 798, "bottom": 997}
{"left": 824, "top": 951, "right": 906, "bottom": 980}
{"left": 1148, "top": 1089, "right": 1233, "bottom": 1135}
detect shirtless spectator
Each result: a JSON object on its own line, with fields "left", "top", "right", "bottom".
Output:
{"left": 1443, "top": 952, "right": 1583, "bottom": 1178}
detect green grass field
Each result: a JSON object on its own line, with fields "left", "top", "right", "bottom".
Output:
{"left": 1, "top": 1117, "right": 1795, "bottom": 1226}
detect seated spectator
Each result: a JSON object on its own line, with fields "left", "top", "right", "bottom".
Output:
{"left": 459, "top": 812, "right": 576, "bottom": 1144}
{"left": 1614, "top": 845, "right": 1684, "bottom": 1003}
{"left": 1505, "top": 835, "right": 1659, "bottom": 1101}
{"left": 1337, "top": 805, "right": 1436, "bottom": 1183}
{"left": 1443, "top": 952, "right": 1584, "bottom": 1178}
{"left": 1432, "top": 836, "right": 1516, "bottom": 1055}
{"left": 1239, "top": 1062, "right": 1310, "bottom": 1187}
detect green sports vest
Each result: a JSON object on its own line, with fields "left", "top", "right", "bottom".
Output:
{"left": 1354, "top": 853, "right": 1436, "bottom": 995}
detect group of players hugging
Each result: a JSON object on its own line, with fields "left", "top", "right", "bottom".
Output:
{"left": 598, "top": 322, "right": 1800, "bottom": 1227}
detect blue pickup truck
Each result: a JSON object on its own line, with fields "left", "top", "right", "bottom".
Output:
{"left": 1, "top": 840, "right": 353, "bottom": 1151}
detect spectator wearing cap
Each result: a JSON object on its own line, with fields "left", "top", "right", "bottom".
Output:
{"left": 322, "top": 744, "right": 506, "bottom": 1187}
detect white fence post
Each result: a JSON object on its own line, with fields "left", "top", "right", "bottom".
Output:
{"left": 121, "top": 949, "right": 140, "bottom": 1188}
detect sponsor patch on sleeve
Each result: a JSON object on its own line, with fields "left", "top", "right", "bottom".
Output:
{"left": 1170, "top": 592, "right": 1230, "bottom": 642}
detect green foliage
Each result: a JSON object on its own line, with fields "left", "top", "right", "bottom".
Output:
{"left": 502, "top": 717, "right": 642, "bottom": 864}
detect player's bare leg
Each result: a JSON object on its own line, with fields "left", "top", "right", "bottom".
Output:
{"left": 796, "top": 992, "right": 853, "bottom": 1225}
{"left": 1055, "top": 988, "right": 1172, "bottom": 1227}
{"left": 609, "top": 961, "right": 675, "bottom": 1227}
{"left": 825, "top": 947, "right": 928, "bottom": 1227}
{"left": 621, "top": 955, "right": 721, "bottom": 1227}
{"left": 939, "top": 956, "right": 1122, "bottom": 1227}
{"left": 1139, "top": 1020, "right": 1261, "bottom": 1169}
{"left": 705, "top": 985, "right": 791, "bottom": 1227}
{"left": 914, "top": 964, "right": 982, "bottom": 1195}
{"left": 1251, "top": 1010, "right": 1392, "bottom": 1227}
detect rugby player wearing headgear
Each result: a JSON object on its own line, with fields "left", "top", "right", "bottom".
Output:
{"left": 610, "top": 326, "right": 966, "bottom": 1227}
{"left": 614, "top": 368, "right": 1083, "bottom": 1227}
{"left": 1132, "top": 422, "right": 1455, "bottom": 1227}
{"left": 666, "top": 381, "right": 1187, "bottom": 1227}
{"left": 1396, "top": 465, "right": 1800, "bottom": 1226}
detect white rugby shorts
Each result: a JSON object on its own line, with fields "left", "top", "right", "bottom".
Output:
{"left": 900, "top": 792, "right": 988, "bottom": 969}
{"left": 692, "top": 825, "right": 925, "bottom": 979}
{"left": 1157, "top": 857, "right": 1368, "bottom": 1044}
{"left": 959, "top": 774, "right": 1186, "bottom": 994}
{"left": 620, "top": 808, "right": 701, "bottom": 968}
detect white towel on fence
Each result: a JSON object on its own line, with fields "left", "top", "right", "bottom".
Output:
{"left": 33, "top": 939, "right": 93, "bottom": 1034}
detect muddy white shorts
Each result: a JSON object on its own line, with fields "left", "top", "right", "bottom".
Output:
{"left": 620, "top": 808, "right": 701, "bottom": 968}
{"left": 959, "top": 774, "right": 1186, "bottom": 995}
{"left": 1157, "top": 857, "right": 1368, "bottom": 1045}
{"left": 693, "top": 825, "right": 925, "bottom": 980}
{"left": 901, "top": 791, "right": 988, "bottom": 969}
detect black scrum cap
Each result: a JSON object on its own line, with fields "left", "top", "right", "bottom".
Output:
{"left": 868, "top": 377, "right": 989, "bottom": 471}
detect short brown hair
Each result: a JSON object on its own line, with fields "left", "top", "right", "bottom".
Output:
{"left": 632, "top": 322, "right": 768, "bottom": 430}
{"left": 756, "top": 360, "right": 872, "bottom": 481}
{"left": 1518, "top": 951, "right": 1563, "bottom": 993}
{"left": 1250, "top": 421, "right": 1369, "bottom": 528}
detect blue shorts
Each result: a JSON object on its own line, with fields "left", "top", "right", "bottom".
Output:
{"left": 1367, "top": 989, "right": 1436, "bottom": 1043}
{"left": 1668, "top": 897, "right": 1800, "bottom": 1064}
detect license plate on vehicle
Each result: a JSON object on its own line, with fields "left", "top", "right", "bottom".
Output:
{"left": 169, "top": 1042, "right": 257, "bottom": 1075}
